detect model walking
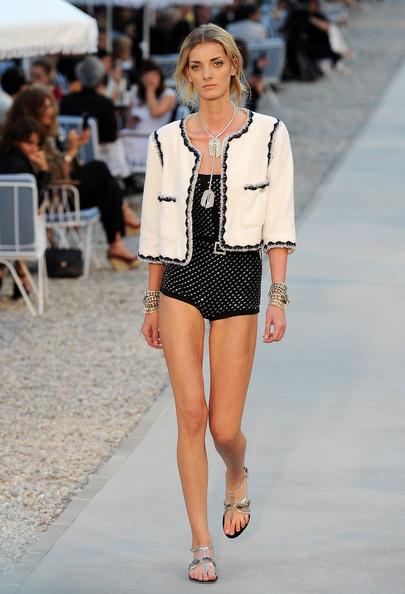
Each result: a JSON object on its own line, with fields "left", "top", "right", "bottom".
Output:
{"left": 139, "top": 23, "right": 296, "bottom": 583}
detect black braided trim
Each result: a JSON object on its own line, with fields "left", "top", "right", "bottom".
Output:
{"left": 157, "top": 195, "right": 176, "bottom": 202}
{"left": 153, "top": 130, "right": 164, "bottom": 167}
{"left": 180, "top": 116, "right": 202, "bottom": 265}
{"left": 220, "top": 110, "right": 261, "bottom": 252}
{"left": 267, "top": 119, "right": 280, "bottom": 167}
{"left": 263, "top": 241, "right": 296, "bottom": 251}
{"left": 244, "top": 180, "right": 270, "bottom": 190}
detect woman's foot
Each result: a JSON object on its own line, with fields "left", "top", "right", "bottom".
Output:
{"left": 223, "top": 466, "right": 250, "bottom": 537}
{"left": 108, "top": 240, "right": 140, "bottom": 271}
{"left": 122, "top": 200, "right": 141, "bottom": 228}
{"left": 188, "top": 544, "right": 217, "bottom": 583}
{"left": 108, "top": 240, "right": 138, "bottom": 262}
{"left": 12, "top": 261, "right": 32, "bottom": 300}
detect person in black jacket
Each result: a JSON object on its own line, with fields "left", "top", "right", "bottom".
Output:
{"left": 60, "top": 56, "right": 117, "bottom": 144}
{"left": 0, "top": 117, "right": 51, "bottom": 298}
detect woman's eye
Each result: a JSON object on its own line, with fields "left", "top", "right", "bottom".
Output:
{"left": 190, "top": 65, "right": 200, "bottom": 71}
{"left": 214, "top": 61, "right": 224, "bottom": 67}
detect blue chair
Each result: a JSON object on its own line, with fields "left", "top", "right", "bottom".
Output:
{"left": 0, "top": 174, "right": 48, "bottom": 316}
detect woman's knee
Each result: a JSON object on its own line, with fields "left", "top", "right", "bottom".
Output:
{"left": 209, "top": 420, "right": 241, "bottom": 448}
{"left": 178, "top": 400, "right": 208, "bottom": 438}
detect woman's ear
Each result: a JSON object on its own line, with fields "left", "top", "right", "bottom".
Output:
{"left": 230, "top": 58, "right": 238, "bottom": 77}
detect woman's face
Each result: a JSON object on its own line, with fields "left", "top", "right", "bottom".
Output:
{"left": 39, "top": 96, "right": 56, "bottom": 127}
{"left": 17, "top": 132, "right": 40, "bottom": 160}
{"left": 141, "top": 69, "right": 161, "bottom": 89}
{"left": 186, "top": 41, "right": 237, "bottom": 102}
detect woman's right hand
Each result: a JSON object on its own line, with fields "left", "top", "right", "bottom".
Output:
{"left": 29, "top": 149, "right": 49, "bottom": 172}
{"left": 141, "top": 312, "right": 163, "bottom": 349}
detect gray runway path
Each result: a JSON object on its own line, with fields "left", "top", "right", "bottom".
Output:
{"left": 2, "top": 60, "right": 405, "bottom": 594}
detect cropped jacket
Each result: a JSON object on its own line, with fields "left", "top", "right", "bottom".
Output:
{"left": 138, "top": 108, "right": 296, "bottom": 265}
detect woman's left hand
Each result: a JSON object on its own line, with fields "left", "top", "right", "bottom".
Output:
{"left": 79, "top": 128, "right": 91, "bottom": 146}
{"left": 263, "top": 304, "right": 286, "bottom": 343}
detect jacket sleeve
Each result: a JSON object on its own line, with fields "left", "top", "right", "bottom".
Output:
{"left": 263, "top": 120, "right": 296, "bottom": 255}
{"left": 137, "top": 132, "right": 163, "bottom": 263}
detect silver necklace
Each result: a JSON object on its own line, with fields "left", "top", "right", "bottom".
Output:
{"left": 196, "top": 105, "right": 237, "bottom": 208}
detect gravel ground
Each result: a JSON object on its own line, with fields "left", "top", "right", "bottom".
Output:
{"left": 1, "top": 0, "right": 405, "bottom": 576}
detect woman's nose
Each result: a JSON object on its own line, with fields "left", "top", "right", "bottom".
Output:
{"left": 202, "top": 66, "right": 213, "bottom": 79}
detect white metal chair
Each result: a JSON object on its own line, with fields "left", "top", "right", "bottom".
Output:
{"left": 0, "top": 174, "right": 48, "bottom": 316}
{"left": 119, "top": 102, "right": 191, "bottom": 175}
{"left": 247, "top": 38, "right": 286, "bottom": 111}
{"left": 43, "top": 183, "right": 100, "bottom": 279}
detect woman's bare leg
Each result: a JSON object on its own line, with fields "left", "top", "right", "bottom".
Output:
{"left": 208, "top": 314, "right": 258, "bottom": 536}
{"left": 159, "top": 294, "right": 216, "bottom": 582}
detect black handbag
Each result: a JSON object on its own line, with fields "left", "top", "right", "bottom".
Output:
{"left": 45, "top": 248, "right": 83, "bottom": 278}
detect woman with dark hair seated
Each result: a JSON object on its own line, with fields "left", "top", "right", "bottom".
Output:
{"left": 0, "top": 117, "right": 51, "bottom": 298}
{"left": 125, "top": 59, "right": 177, "bottom": 166}
{"left": 4, "top": 86, "right": 140, "bottom": 271}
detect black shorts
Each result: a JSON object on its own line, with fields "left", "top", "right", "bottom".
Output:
{"left": 160, "top": 238, "right": 262, "bottom": 321}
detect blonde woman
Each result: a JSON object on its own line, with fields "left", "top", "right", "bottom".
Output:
{"left": 138, "top": 23, "right": 296, "bottom": 584}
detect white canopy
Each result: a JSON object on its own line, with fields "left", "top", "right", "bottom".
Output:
{"left": 70, "top": 0, "right": 227, "bottom": 9}
{"left": 0, "top": 0, "right": 98, "bottom": 60}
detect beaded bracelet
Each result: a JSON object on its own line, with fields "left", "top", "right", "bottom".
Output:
{"left": 143, "top": 290, "right": 160, "bottom": 314}
{"left": 268, "top": 282, "right": 290, "bottom": 310}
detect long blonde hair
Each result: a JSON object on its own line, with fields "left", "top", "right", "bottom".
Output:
{"left": 174, "top": 23, "right": 248, "bottom": 108}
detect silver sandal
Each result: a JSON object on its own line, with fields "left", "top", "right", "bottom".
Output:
{"left": 188, "top": 544, "right": 218, "bottom": 583}
{"left": 222, "top": 466, "right": 251, "bottom": 539}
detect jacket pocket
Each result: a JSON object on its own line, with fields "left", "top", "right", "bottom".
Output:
{"left": 157, "top": 196, "right": 177, "bottom": 239}
{"left": 157, "top": 194, "right": 177, "bottom": 202}
{"left": 241, "top": 181, "right": 269, "bottom": 228}
{"left": 243, "top": 180, "right": 270, "bottom": 191}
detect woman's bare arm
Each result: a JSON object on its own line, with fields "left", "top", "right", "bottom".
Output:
{"left": 145, "top": 88, "right": 177, "bottom": 118}
{"left": 263, "top": 247, "right": 288, "bottom": 343}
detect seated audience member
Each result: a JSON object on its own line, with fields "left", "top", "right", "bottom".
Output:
{"left": 281, "top": 0, "right": 344, "bottom": 80}
{"left": 5, "top": 87, "right": 140, "bottom": 270}
{"left": 112, "top": 35, "right": 137, "bottom": 87}
{"left": 194, "top": 4, "right": 213, "bottom": 27}
{"left": 30, "top": 58, "right": 64, "bottom": 101}
{"left": 0, "top": 117, "right": 51, "bottom": 299}
{"left": 0, "top": 67, "right": 27, "bottom": 126}
{"left": 60, "top": 56, "right": 131, "bottom": 180}
{"left": 98, "top": 50, "right": 128, "bottom": 105}
{"left": 226, "top": 3, "right": 267, "bottom": 44}
{"left": 150, "top": 8, "right": 182, "bottom": 55}
{"left": 235, "top": 38, "right": 266, "bottom": 112}
{"left": 124, "top": 59, "right": 176, "bottom": 167}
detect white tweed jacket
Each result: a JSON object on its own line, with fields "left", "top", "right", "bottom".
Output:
{"left": 138, "top": 108, "right": 296, "bottom": 265}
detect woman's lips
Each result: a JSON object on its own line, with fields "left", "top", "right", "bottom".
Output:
{"left": 203, "top": 84, "right": 216, "bottom": 88}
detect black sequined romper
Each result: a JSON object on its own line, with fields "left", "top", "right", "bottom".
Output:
{"left": 160, "top": 174, "right": 262, "bottom": 321}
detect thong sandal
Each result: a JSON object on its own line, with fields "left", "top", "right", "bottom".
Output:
{"left": 222, "top": 466, "right": 251, "bottom": 539}
{"left": 188, "top": 544, "right": 218, "bottom": 583}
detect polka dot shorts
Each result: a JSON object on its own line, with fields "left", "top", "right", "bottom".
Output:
{"left": 160, "top": 174, "right": 262, "bottom": 321}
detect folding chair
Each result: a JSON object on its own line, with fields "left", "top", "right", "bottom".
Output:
{"left": 43, "top": 183, "right": 100, "bottom": 279}
{"left": 0, "top": 174, "right": 48, "bottom": 316}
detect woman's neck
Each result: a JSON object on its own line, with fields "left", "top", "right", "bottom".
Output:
{"left": 197, "top": 98, "right": 237, "bottom": 132}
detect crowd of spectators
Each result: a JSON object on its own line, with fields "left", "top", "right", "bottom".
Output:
{"left": 0, "top": 0, "right": 360, "bottom": 300}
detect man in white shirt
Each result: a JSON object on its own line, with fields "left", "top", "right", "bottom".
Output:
{"left": 226, "top": 4, "right": 267, "bottom": 45}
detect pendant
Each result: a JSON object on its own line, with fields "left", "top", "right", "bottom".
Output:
{"left": 201, "top": 189, "right": 215, "bottom": 208}
{"left": 208, "top": 138, "right": 221, "bottom": 158}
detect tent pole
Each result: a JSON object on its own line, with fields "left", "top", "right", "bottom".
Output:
{"left": 106, "top": 4, "right": 113, "bottom": 52}
{"left": 142, "top": 3, "right": 150, "bottom": 58}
